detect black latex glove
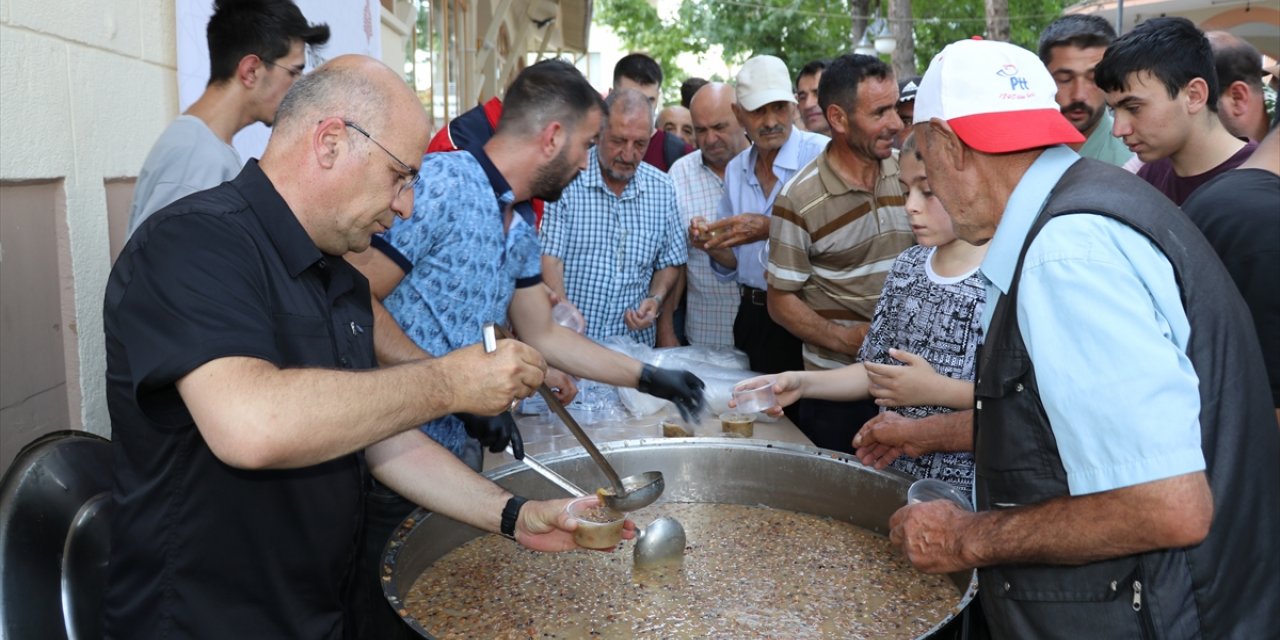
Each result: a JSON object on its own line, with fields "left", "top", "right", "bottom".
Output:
{"left": 636, "top": 364, "right": 708, "bottom": 423}
{"left": 458, "top": 411, "right": 524, "bottom": 459}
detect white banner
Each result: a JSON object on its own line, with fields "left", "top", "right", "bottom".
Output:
{"left": 176, "top": 0, "right": 382, "bottom": 160}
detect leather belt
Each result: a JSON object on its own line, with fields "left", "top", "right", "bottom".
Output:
{"left": 740, "top": 285, "right": 768, "bottom": 306}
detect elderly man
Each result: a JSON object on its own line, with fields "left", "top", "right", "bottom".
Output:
{"left": 1037, "top": 14, "right": 1134, "bottom": 167}
{"left": 613, "top": 53, "right": 693, "bottom": 172}
{"left": 128, "top": 0, "right": 329, "bottom": 235}
{"left": 103, "top": 56, "right": 625, "bottom": 639}
{"left": 671, "top": 83, "right": 751, "bottom": 347}
{"left": 703, "top": 55, "right": 828, "bottom": 377}
{"left": 767, "top": 53, "right": 914, "bottom": 451}
{"left": 1097, "top": 17, "right": 1255, "bottom": 205}
{"left": 541, "top": 89, "right": 687, "bottom": 347}
{"left": 887, "top": 38, "right": 1279, "bottom": 637}
{"left": 794, "top": 59, "right": 830, "bottom": 135}
{"left": 1206, "top": 30, "right": 1271, "bottom": 143}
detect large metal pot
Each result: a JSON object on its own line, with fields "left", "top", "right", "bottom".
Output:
{"left": 382, "top": 438, "right": 978, "bottom": 638}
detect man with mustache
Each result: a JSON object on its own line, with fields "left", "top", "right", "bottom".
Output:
{"left": 766, "top": 53, "right": 914, "bottom": 452}
{"left": 1038, "top": 15, "right": 1135, "bottom": 167}
{"left": 541, "top": 88, "right": 690, "bottom": 349}
{"left": 347, "top": 62, "right": 706, "bottom": 637}
{"left": 703, "top": 55, "right": 828, "bottom": 385}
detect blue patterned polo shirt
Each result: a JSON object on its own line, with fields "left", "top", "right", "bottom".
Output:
{"left": 374, "top": 147, "right": 542, "bottom": 455}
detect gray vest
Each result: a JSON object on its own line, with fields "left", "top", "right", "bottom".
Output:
{"left": 973, "top": 158, "right": 1280, "bottom": 639}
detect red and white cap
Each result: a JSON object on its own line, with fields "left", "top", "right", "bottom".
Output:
{"left": 915, "top": 39, "right": 1084, "bottom": 154}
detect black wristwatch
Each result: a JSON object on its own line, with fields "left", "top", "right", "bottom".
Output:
{"left": 500, "top": 496, "right": 528, "bottom": 539}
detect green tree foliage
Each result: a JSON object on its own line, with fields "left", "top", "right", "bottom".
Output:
{"left": 595, "top": 0, "right": 1066, "bottom": 90}
{"left": 677, "top": 0, "right": 852, "bottom": 73}
{"left": 595, "top": 0, "right": 694, "bottom": 103}
{"left": 910, "top": 0, "right": 1066, "bottom": 72}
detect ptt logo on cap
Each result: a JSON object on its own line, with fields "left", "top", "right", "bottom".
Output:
{"left": 996, "top": 64, "right": 1029, "bottom": 91}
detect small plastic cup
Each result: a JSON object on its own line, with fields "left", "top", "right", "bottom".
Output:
{"left": 906, "top": 478, "right": 973, "bottom": 511}
{"left": 719, "top": 412, "right": 756, "bottom": 438}
{"left": 565, "top": 496, "right": 625, "bottom": 549}
{"left": 551, "top": 301, "right": 584, "bottom": 333}
{"left": 732, "top": 377, "right": 778, "bottom": 414}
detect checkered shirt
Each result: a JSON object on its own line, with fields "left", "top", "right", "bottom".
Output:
{"left": 541, "top": 146, "right": 686, "bottom": 346}
{"left": 669, "top": 151, "right": 738, "bottom": 346}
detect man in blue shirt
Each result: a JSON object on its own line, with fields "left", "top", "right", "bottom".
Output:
{"left": 348, "top": 62, "right": 707, "bottom": 638}
{"left": 882, "top": 38, "right": 1279, "bottom": 637}
{"left": 702, "top": 55, "right": 828, "bottom": 378}
{"left": 540, "top": 88, "right": 688, "bottom": 347}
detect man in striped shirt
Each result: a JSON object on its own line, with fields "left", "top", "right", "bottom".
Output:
{"left": 767, "top": 53, "right": 913, "bottom": 451}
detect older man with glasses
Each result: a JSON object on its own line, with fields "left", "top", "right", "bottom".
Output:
{"left": 103, "top": 55, "right": 619, "bottom": 640}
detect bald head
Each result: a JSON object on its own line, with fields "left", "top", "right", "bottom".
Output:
{"left": 263, "top": 55, "right": 431, "bottom": 255}
{"left": 657, "top": 105, "right": 694, "bottom": 145}
{"left": 272, "top": 55, "right": 424, "bottom": 141}
{"left": 1205, "top": 31, "right": 1269, "bottom": 141}
{"left": 689, "top": 83, "right": 748, "bottom": 170}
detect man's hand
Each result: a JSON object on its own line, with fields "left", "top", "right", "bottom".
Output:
{"left": 889, "top": 501, "right": 978, "bottom": 574}
{"left": 865, "top": 349, "right": 943, "bottom": 407}
{"left": 702, "top": 213, "right": 771, "bottom": 250}
{"left": 834, "top": 322, "right": 871, "bottom": 356}
{"left": 545, "top": 368, "right": 579, "bottom": 405}
{"left": 636, "top": 365, "right": 707, "bottom": 423}
{"left": 688, "top": 216, "right": 713, "bottom": 251}
{"left": 852, "top": 410, "right": 918, "bottom": 469}
{"left": 458, "top": 412, "right": 524, "bottom": 458}
{"left": 514, "top": 496, "right": 638, "bottom": 552}
{"left": 443, "top": 340, "right": 545, "bottom": 415}
{"left": 624, "top": 297, "right": 661, "bottom": 331}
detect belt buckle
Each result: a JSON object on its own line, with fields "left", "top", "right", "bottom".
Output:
{"left": 741, "top": 286, "right": 767, "bottom": 306}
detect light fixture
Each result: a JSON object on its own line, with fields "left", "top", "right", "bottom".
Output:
{"left": 854, "top": 31, "right": 877, "bottom": 57}
{"left": 872, "top": 18, "right": 896, "bottom": 54}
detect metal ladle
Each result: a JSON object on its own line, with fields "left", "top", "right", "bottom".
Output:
{"left": 510, "top": 446, "right": 685, "bottom": 568}
{"left": 482, "top": 322, "right": 664, "bottom": 512}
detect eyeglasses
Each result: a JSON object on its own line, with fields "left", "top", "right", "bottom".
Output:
{"left": 343, "top": 120, "right": 421, "bottom": 197}
{"left": 263, "top": 58, "right": 305, "bottom": 80}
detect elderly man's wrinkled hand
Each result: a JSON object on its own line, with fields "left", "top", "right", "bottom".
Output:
{"left": 888, "top": 501, "right": 977, "bottom": 574}
{"left": 702, "top": 214, "right": 771, "bottom": 250}
{"left": 852, "top": 410, "right": 918, "bottom": 468}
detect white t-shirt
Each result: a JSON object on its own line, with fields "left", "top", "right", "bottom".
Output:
{"left": 128, "top": 115, "right": 242, "bottom": 236}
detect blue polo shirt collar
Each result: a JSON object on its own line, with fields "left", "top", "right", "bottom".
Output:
{"left": 465, "top": 145, "right": 530, "bottom": 226}
{"left": 234, "top": 159, "right": 326, "bottom": 278}
{"left": 980, "top": 145, "right": 1081, "bottom": 297}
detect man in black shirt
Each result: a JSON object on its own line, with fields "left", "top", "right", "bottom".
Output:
{"left": 102, "top": 55, "right": 619, "bottom": 639}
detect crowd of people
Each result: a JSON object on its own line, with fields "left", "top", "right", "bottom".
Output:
{"left": 103, "top": 0, "right": 1278, "bottom": 637}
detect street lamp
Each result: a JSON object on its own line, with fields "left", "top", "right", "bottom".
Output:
{"left": 872, "top": 18, "right": 896, "bottom": 54}
{"left": 854, "top": 31, "right": 877, "bottom": 57}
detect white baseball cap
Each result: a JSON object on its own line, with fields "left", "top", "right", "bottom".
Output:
{"left": 736, "top": 55, "right": 797, "bottom": 112}
{"left": 915, "top": 39, "right": 1083, "bottom": 153}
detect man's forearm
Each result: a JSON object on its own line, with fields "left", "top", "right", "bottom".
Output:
{"left": 540, "top": 255, "right": 567, "bottom": 299}
{"left": 767, "top": 286, "right": 865, "bottom": 356}
{"left": 959, "top": 472, "right": 1212, "bottom": 567}
{"left": 367, "top": 430, "right": 510, "bottom": 533}
{"left": 178, "top": 343, "right": 543, "bottom": 470}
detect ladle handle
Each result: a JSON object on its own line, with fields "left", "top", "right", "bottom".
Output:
{"left": 481, "top": 323, "right": 627, "bottom": 494}
{"left": 507, "top": 446, "right": 586, "bottom": 497}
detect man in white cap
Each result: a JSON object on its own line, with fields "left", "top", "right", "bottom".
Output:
{"left": 698, "top": 55, "right": 827, "bottom": 382}
{"left": 880, "top": 38, "right": 1279, "bottom": 637}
